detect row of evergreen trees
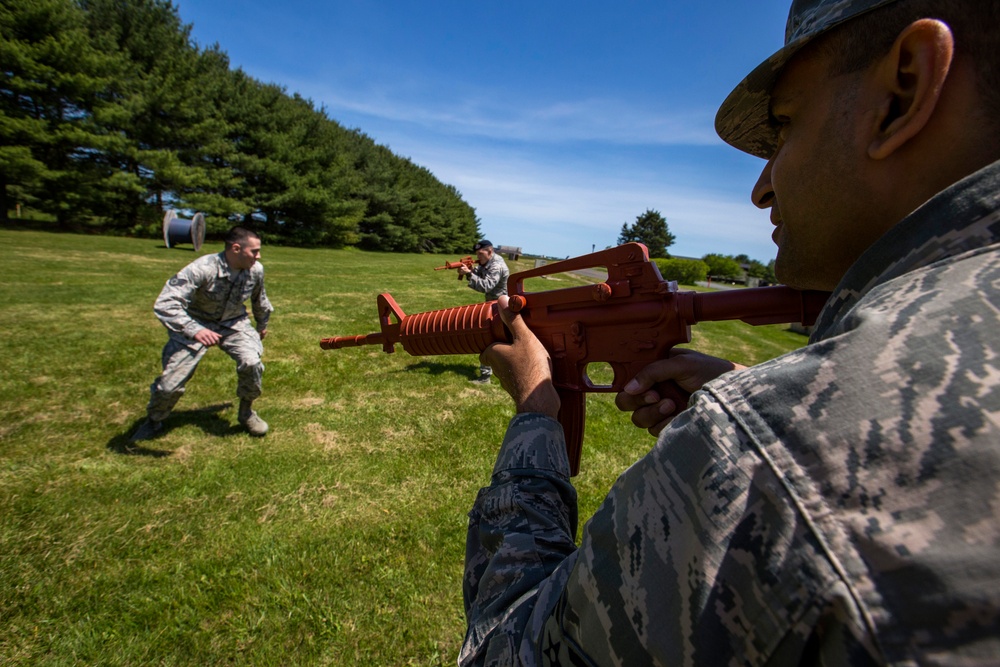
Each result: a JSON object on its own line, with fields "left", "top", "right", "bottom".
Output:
{"left": 0, "top": 0, "right": 481, "bottom": 251}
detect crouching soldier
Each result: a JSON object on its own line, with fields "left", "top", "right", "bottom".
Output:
{"left": 131, "top": 225, "right": 273, "bottom": 442}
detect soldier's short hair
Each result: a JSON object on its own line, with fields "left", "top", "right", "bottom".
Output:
{"left": 815, "top": 0, "right": 1000, "bottom": 120}
{"left": 225, "top": 226, "right": 260, "bottom": 248}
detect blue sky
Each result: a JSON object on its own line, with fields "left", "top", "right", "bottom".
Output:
{"left": 177, "top": 1, "right": 791, "bottom": 261}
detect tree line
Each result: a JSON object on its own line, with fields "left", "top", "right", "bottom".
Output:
{"left": 0, "top": 0, "right": 481, "bottom": 252}
{"left": 619, "top": 209, "right": 778, "bottom": 285}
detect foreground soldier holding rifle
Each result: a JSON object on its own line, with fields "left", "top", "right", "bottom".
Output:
{"left": 456, "top": 0, "right": 1000, "bottom": 663}
{"left": 332, "top": 0, "right": 1000, "bottom": 660}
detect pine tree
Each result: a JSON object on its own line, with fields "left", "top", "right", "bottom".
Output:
{"left": 0, "top": 0, "right": 117, "bottom": 227}
{"left": 617, "top": 209, "right": 676, "bottom": 258}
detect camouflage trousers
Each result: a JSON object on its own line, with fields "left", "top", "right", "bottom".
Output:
{"left": 147, "top": 320, "right": 264, "bottom": 422}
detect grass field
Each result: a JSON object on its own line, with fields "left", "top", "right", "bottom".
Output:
{"left": 0, "top": 229, "right": 810, "bottom": 665}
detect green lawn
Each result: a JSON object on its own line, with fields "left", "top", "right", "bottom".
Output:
{"left": 0, "top": 229, "right": 810, "bottom": 666}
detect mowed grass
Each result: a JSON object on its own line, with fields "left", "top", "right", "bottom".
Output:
{"left": 0, "top": 229, "right": 810, "bottom": 666}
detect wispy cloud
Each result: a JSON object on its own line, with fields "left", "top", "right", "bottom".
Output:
{"left": 181, "top": 1, "right": 788, "bottom": 263}
{"left": 260, "top": 71, "right": 774, "bottom": 260}
{"left": 287, "top": 76, "right": 720, "bottom": 146}
{"left": 395, "top": 138, "right": 775, "bottom": 261}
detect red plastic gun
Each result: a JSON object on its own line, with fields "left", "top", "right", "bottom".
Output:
{"left": 322, "top": 243, "right": 830, "bottom": 475}
{"left": 433, "top": 256, "right": 475, "bottom": 279}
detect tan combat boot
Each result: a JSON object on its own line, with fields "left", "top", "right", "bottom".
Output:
{"left": 238, "top": 399, "right": 269, "bottom": 437}
{"left": 129, "top": 418, "right": 164, "bottom": 443}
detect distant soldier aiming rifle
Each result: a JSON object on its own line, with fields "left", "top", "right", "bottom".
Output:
{"left": 457, "top": 240, "right": 509, "bottom": 384}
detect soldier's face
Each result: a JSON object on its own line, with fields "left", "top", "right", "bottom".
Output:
{"left": 750, "top": 48, "right": 887, "bottom": 291}
{"left": 231, "top": 238, "right": 261, "bottom": 270}
{"left": 476, "top": 247, "right": 492, "bottom": 264}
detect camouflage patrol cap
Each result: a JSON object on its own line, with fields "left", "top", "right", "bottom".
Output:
{"left": 715, "top": 0, "right": 900, "bottom": 158}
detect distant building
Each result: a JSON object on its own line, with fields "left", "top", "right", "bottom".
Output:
{"left": 496, "top": 244, "right": 522, "bottom": 261}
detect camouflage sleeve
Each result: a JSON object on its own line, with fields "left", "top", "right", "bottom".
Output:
{"left": 460, "top": 413, "right": 579, "bottom": 666}
{"left": 525, "top": 393, "right": 875, "bottom": 665}
{"left": 153, "top": 262, "right": 209, "bottom": 338}
{"left": 251, "top": 264, "right": 273, "bottom": 332}
{"left": 464, "top": 392, "right": 876, "bottom": 666}
{"left": 466, "top": 260, "right": 504, "bottom": 297}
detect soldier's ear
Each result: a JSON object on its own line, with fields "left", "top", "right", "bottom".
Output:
{"left": 868, "top": 18, "right": 954, "bottom": 160}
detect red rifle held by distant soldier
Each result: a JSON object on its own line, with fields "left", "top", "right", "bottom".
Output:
{"left": 322, "top": 243, "right": 830, "bottom": 476}
{"left": 434, "top": 256, "right": 475, "bottom": 280}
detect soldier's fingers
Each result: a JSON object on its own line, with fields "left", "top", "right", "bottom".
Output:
{"left": 624, "top": 350, "right": 740, "bottom": 397}
{"left": 615, "top": 388, "right": 660, "bottom": 412}
{"left": 629, "top": 399, "right": 678, "bottom": 431}
{"left": 646, "top": 416, "right": 674, "bottom": 438}
{"left": 494, "top": 295, "right": 528, "bottom": 337}
{"left": 622, "top": 358, "right": 683, "bottom": 396}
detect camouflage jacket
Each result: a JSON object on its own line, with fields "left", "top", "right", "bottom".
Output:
{"left": 462, "top": 158, "right": 1000, "bottom": 666}
{"left": 153, "top": 252, "right": 273, "bottom": 339}
{"left": 467, "top": 253, "right": 509, "bottom": 301}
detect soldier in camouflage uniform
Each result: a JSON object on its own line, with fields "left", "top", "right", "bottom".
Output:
{"left": 458, "top": 239, "right": 510, "bottom": 384}
{"left": 131, "top": 226, "right": 274, "bottom": 442}
{"left": 463, "top": 0, "right": 1000, "bottom": 664}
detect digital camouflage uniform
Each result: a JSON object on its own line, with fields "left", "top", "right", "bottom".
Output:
{"left": 467, "top": 252, "right": 510, "bottom": 379}
{"left": 146, "top": 252, "right": 273, "bottom": 422}
{"left": 462, "top": 158, "right": 1000, "bottom": 665}
{"left": 467, "top": 252, "right": 510, "bottom": 302}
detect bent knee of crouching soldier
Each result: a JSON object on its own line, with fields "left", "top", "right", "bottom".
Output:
{"left": 220, "top": 327, "right": 265, "bottom": 399}
{"left": 153, "top": 337, "right": 207, "bottom": 395}
{"left": 234, "top": 358, "right": 263, "bottom": 400}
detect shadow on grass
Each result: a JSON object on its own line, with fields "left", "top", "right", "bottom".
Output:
{"left": 107, "top": 402, "right": 239, "bottom": 456}
{"left": 404, "top": 360, "right": 479, "bottom": 379}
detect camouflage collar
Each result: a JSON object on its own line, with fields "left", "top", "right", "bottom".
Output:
{"left": 215, "top": 251, "right": 241, "bottom": 281}
{"left": 812, "top": 158, "right": 1000, "bottom": 338}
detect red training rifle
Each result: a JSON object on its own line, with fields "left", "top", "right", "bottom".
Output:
{"left": 322, "top": 243, "right": 830, "bottom": 475}
{"left": 433, "top": 256, "right": 475, "bottom": 280}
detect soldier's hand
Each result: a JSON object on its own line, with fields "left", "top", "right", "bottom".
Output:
{"left": 258, "top": 329, "right": 268, "bottom": 340}
{"left": 481, "top": 295, "right": 560, "bottom": 419}
{"left": 457, "top": 264, "right": 472, "bottom": 275}
{"left": 615, "top": 349, "right": 744, "bottom": 436}
{"left": 194, "top": 329, "right": 222, "bottom": 347}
